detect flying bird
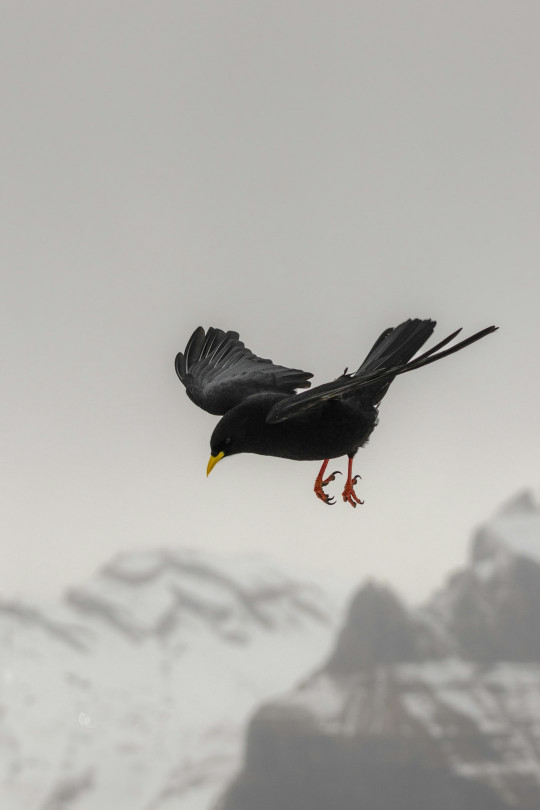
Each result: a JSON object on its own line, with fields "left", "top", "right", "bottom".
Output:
{"left": 175, "top": 319, "right": 497, "bottom": 507}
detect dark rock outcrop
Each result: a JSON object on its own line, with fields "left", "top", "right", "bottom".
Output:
{"left": 326, "top": 582, "right": 447, "bottom": 674}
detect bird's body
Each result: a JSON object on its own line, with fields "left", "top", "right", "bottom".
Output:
{"left": 175, "top": 318, "right": 497, "bottom": 506}
{"left": 210, "top": 392, "right": 378, "bottom": 462}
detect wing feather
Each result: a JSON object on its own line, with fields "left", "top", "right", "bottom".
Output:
{"left": 175, "top": 327, "right": 313, "bottom": 415}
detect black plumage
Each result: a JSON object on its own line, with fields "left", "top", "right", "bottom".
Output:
{"left": 175, "top": 326, "right": 312, "bottom": 415}
{"left": 175, "top": 319, "right": 497, "bottom": 506}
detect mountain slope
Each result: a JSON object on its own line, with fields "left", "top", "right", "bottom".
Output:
{"left": 219, "top": 491, "right": 540, "bottom": 810}
{"left": 0, "top": 547, "right": 337, "bottom": 810}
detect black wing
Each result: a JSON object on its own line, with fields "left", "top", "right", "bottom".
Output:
{"left": 266, "top": 323, "right": 498, "bottom": 424}
{"left": 175, "top": 327, "right": 313, "bottom": 415}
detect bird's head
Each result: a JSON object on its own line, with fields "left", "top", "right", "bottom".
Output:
{"left": 206, "top": 397, "right": 276, "bottom": 476}
{"left": 206, "top": 412, "right": 245, "bottom": 476}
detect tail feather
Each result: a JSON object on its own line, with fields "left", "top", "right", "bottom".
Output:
{"left": 356, "top": 319, "right": 436, "bottom": 376}
{"left": 355, "top": 318, "right": 436, "bottom": 404}
{"left": 266, "top": 321, "right": 498, "bottom": 424}
{"left": 352, "top": 323, "right": 498, "bottom": 405}
{"left": 394, "top": 325, "right": 498, "bottom": 376}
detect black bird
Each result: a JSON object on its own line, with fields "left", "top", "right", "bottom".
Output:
{"left": 175, "top": 319, "right": 497, "bottom": 507}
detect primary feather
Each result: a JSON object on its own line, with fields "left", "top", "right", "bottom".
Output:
{"left": 175, "top": 326, "right": 313, "bottom": 415}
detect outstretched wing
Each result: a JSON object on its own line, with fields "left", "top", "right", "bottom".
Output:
{"left": 266, "top": 323, "right": 497, "bottom": 424}
{"left": 175, "top": 327, "right": 313, "bottom": 415}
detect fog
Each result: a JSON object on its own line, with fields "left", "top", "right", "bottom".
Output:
{"left": 2, "top": 1, "right": 538, "bottom": 606}
{"left": 1, "top": 3, "right": 539, "bottom": 807}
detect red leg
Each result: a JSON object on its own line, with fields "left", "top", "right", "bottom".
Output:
{"left": 342, "top": 456, "right": 364, "bottom": 508}
{"left": 314, "top": 459, "right": 342, "bottom": 505}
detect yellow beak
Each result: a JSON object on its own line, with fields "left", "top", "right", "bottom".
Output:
{"left": 207, "top": 451, "right": 225, "bottom": 476}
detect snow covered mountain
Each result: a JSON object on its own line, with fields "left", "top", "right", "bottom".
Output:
{"left": 219, "top": 491, "right": 540, "bottom": 810}
{"left": 0, "top": 548, "right": 337, "bottom": 810}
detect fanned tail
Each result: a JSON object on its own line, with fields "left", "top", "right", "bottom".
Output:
{"left": 266, "top": 321, "right": 498, "bottom": 424}
{"left": 354, "top": 318, "right": 436, "bottom": 404}
{"left": 355, "top": 322, "right": 498, "bottom": 404}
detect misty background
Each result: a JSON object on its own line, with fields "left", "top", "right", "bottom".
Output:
{"left": 2, "top": 0, "right": 538, "bottom": 605}
{"left": 2, "top": 2, "right": 540, "bottom": 809}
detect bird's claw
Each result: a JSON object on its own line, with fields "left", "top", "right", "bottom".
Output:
{"left": 314, "top": 470, "right": 341, "bottom": 505}
{"left": 342, "top": 477, "right": 364, "bottom": 508}
{"left": 314, "top": 487, "right": 335, "bottom": 505}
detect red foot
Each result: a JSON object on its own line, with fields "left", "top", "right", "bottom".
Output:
{"left": 342, "top": 475, "right": 364, "bottom": 508}
{"left": 342, "top": 457, "right": 364, "bottom": 508}
{"left": 314, "top": 459, "right": 341, "bottom": 505}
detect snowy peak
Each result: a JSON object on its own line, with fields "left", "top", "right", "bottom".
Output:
{"left": 64, "top": 548, "right": 330, "bottom": 644}
{"left": 0, "top": 598, "right": 90, "bottom": 652}
{"left": 497, "top": 489, "right": 539, "bottom": 516}
{"left": 0, "top": 547, "right": 337, "bottom": 810}
{"left": 426, "top": 490, "right": 540, "bottom": 663}
{"left": 475, "top": 489, "right": 540, "bottom": 563}
{"left": 427, "top": 556, "right": 540, "bottom": 663}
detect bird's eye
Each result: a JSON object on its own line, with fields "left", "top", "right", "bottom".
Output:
{"left": 224, "top": 437, "right": 232, "bottom": 446}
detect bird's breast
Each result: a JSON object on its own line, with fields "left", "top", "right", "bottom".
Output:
{"left": 252, "top": 402, "right": 377, "bottom": 461}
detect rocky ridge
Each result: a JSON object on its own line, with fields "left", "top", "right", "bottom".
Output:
{"left": 219, "top": 491, "right": 540, "bottom": 810}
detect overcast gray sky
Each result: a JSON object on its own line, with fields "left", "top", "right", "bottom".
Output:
{"left": 1, "top": 0, "right": 539, "bottom": 604}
